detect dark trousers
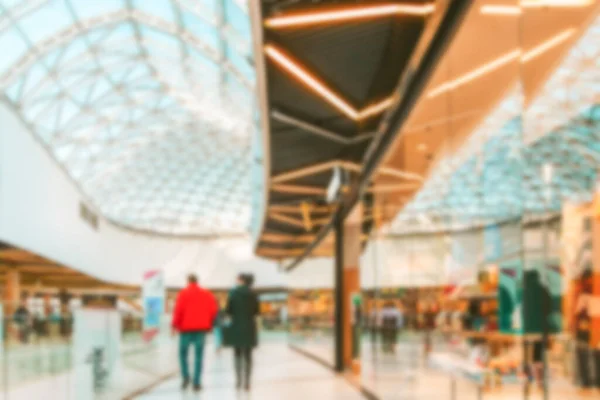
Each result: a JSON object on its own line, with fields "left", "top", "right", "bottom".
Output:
{"left": 594, "top": 349, "right": 600, "bottom": 389}
{"left": 179, "top": 332, "right": 206, "bottom": 386}
{"left": 576, "top": 344, "right": 593, "bottom": 388}
{"left": 234, "top": 347, "right": 253, "bottom": 387}
{"left": 381, "top": 328, "right": 397, "bottom": 354}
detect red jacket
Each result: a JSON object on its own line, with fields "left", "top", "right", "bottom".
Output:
{"left": 172, "top": 284, "right": 218, "bottom": 332}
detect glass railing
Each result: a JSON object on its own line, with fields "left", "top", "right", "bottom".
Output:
{"left": 1, "top": 306, "right": 177, "bottom": 399}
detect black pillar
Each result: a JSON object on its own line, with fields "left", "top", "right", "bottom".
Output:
{"left": 334, "top": 215, "right": 344, "bottom": 372}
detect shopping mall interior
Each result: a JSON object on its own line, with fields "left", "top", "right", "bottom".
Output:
{"left": 1, "top": 0, "right": 600, "bottom": 399}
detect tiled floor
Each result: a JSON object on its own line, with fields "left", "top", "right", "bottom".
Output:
{"left": 136, "top": 342, "right": 365, "bottom": 399}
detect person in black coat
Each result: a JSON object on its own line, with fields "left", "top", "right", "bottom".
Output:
{"left": 226, "top": 273, "right": 259, "bottom": 391}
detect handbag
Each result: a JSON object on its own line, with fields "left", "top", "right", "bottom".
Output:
{"left": 221, "top": 316, "right": 235, "bottom": 347}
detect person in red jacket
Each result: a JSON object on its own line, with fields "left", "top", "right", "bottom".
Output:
{"left": 172, "top": 274, "right": 218, "bottom": 392}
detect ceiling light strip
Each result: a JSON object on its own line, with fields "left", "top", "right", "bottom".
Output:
{"left": 265, "top": 45, "right": 358, "bottom": 119}
{"left": 265, "top": 44, "right": 394, "bottom": 120}
{"left": 265, "top": 4, "right": 435, "bottom": 28}
{"left": 358, "top": 97, "right": 395, "bottom": 120}
{"left": 428, "top": 50, "right": 521, "bottom": 98}
{"left": 427, "top": 29, "right": 575, "bottom": 98}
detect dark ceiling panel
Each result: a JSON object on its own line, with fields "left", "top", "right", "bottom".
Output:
{"left": 269, "top": 20, "right": 394, "bottom": 105}
{"left": 270, "top": 121, "right": 344, "bottom": 175}
{"left": 267, "top": 66, "right": 355, "bottom": 132}
{"left": 257, "top": 0, "right": 448, "bottom": 260}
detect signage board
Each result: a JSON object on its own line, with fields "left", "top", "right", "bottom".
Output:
{"left": 143, "top": 270, "right": 165, "bottom": 343}
{"left": 326, "top": 166, "right": 342, "bottom": 203}
{"left": 0, "top": 305, "right": 3, "bottom": 357}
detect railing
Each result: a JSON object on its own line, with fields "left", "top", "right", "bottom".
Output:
{"left": 1, "top": 310, "right": 176, "bottom": 399}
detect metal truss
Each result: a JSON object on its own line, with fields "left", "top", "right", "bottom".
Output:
{"left": 0, "top": 0, "right": 255, "bottom": 236}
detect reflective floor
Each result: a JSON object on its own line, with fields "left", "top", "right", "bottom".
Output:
{"left": 136, "top": 342, "right": 364, "bottom": 400}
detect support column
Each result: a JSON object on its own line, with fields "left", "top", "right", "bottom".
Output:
{"left": 334, "top": 217, "right": 344, "bottom": 372}
{"left": 3, "top": 267, "right": 21, "bottom": 316}
{"left": 334, "top": 204, "right": 362, "bottom": 374}
{"left": 591, "top": 192, "right": 600, "bottom": 348}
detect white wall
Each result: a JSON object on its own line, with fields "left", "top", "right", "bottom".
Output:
{"left": 0, "top": 100, "right": 284, "bottom": 289}
{"left": 286, "top": 257, "right": 334, "bottom": 289}
{"left": 361, "top": 237, "right": 450, "bottom": 288}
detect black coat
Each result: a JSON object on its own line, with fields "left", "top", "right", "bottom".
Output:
{"left": 226, "top": 285, "right": 259, "bottom": 348}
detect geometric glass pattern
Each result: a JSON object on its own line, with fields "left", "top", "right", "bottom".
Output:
{"left": 0, "top": 0, "right": 254, "bottom": 236}
{"left": 391, "top": 14, "right": 600, "bottom": 234}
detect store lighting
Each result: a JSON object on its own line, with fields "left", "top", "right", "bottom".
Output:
{"left": 428, "top": 50, "right": 521, "bottom": 98}
{"left": 522, "top": 0, "right": 594, "bottom": 8}
{"left": 521, "top": 28, "right": 575, "bottom": 62}
{"left": 427, "top": 29, "right": 575, "bottom": 98}
{"left": 481, "top": 0, "right": 593, "bottom": 15}
{"left": 542, "top": 163, "right": 554, "bottom": 184}
{"left": 357, "top": 97, "right": 394, "bottom": 120}
{"left": 265, "top": 44, "right": 393, "bottom": 120}
{"left": 480, "top": 5, "right": 522, "bottom": 15}
{"left": 265, "top": 44, "right": 358, "bottom": 119}
{"left": 265, "top": 3, "right": 435, "bottom": 28}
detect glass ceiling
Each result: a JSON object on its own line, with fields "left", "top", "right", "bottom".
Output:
{"left": 0, "top": 0, "right": 255, "bottom": 236}
{"left": 391, "top": 14, "right": 600, "bottom": 234}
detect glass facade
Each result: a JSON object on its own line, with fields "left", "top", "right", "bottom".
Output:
{"left": 361, "top": 4, "right": 600, "bottom": 400}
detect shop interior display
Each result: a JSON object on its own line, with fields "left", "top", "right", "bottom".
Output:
{"left": 288, "top": 289, "right": 335, "bottom": 337}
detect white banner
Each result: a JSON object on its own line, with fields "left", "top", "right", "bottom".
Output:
{"left": 143, "top": 270, "right": 165, "bottom": 342}
{"left": 0, "top": 305, "right": 3, "bottom": 357}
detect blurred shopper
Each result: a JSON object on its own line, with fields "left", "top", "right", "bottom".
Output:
{"left": 574, "top": 271, "right": 595, "bottom": 393}
{"left": 13, "top": 301, "right": 31, "bottom": 344}
{"left": 213, "top": 306, "right": 226, "bottom": 354}
{"left": 226, "top": 273, "right": 259, "bottom": 391}
{"left": 381, "top": 302, "right": 403, "bottom": 354}
{"left": 369, "top": 306, "right": 381, "bottom": 349}
{"left": 32, "top": 309, "right": 46, "bottom": 342}
{"left": 59, "top": 304, "right": 72, "bottom": 340}
{"left": 172, "top": 274, "right": 219, "bottom": 392}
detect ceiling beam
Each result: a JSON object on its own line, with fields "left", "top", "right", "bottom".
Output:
{"left": 368, "top": 183, "right": 420, "bottom": 193}
{"left": 269, "top": 204, "right": 334, "bottom": 214}
{"left": 268, "top": 212, "right": 305, "bottom": 228}
{"left": 271, "top": 184, "right": 327, "bottom": 196}
{"left": 340, "top": 161, "right": 422, "bottom": 181}
{"left": 271, "top": 160, "right": 339, "bottom": 184}
{"left": 300, "top": 202, "right": 313, "bottom": 231}
{"left": 271, "top": 110, "right": 374, "bottom": 145}
{"left": 257, "top": 247, "right": 333, "bottom": 259}
{"left": 261, "top": 232, "right": 317, "bottom": 244}
{"left": 377, "top": 165, "right": 423, "bottom": 181}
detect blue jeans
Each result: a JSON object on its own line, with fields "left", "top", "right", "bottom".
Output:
{"left": 179, "top": 332, "right": 206, "bottom": 386}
